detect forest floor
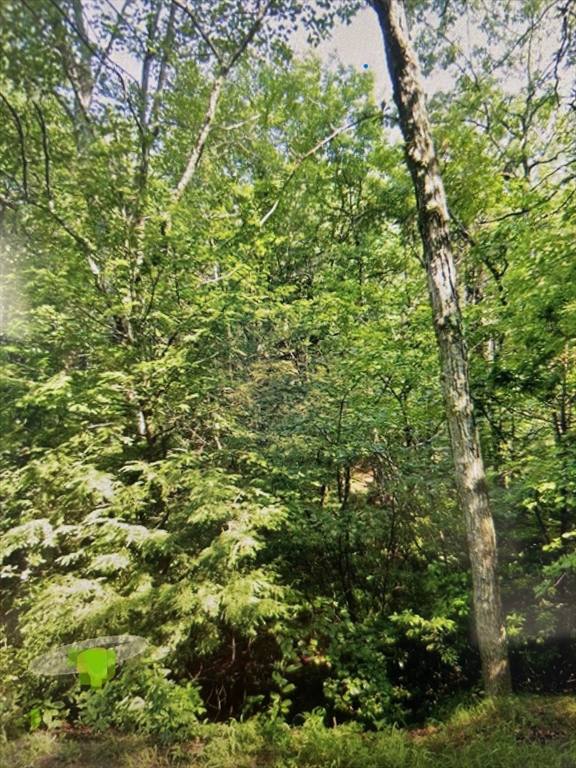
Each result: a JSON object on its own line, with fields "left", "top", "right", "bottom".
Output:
{"left": 2, "top": 695, "right": 576, "bottom": 768}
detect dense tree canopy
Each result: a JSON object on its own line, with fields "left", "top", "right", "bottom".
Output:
{"left": 0, "top": 0, "right": 575, "bottom": 743}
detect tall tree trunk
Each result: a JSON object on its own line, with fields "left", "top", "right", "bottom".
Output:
{"left": 369, "top": 0, "right": 512, "bottom": 696}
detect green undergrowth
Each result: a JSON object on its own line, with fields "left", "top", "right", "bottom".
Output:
{"left": 2, "top": 695, "right": 576, "bottom": 768}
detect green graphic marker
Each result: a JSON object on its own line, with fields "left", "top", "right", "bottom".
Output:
{"left": 30, "top": 707, "right": 41, "bottom": 729}
{"left": 29, "top": 635, "right": 147, "bottom": 691}
{"left": 67, "top": 646, "right": 116, "bottom": 688}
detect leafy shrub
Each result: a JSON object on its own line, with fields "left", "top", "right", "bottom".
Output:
{"left": 77, "top": 662, "right": 205, "bottom": 744}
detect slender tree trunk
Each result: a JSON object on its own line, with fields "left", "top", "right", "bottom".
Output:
{"left": 369, "top": 0, "right": 512, "bottom": 696}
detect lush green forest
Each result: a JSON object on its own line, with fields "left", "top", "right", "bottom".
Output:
{"left": 1, "top": 0, "right": 575, "bottom": 765}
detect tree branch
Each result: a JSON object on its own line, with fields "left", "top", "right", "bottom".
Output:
{"left": 140, "top": 0, "right": 163, "bottom": 131}
{"left": 0, "top": 91, "right": 29, "bottom": 200}
{"left": 32, "top": 101, "right": 52, "bottom": 200}
{"left": 91, "top": 0, "right": 135, "bottom": 107}
{"left": 149, "top": 0, "right": 177, "bottom": 136}
{"left": 259, "top": 108, "right": 384, "bottom": 226}
{"left": 172, "top": 0, "right": 224, "bottom": 65}
{"left": 41, "top": 0, "right": 140, "bottom": 100}
{"left": 171, "top": 73, "right": 224, "bottom": 203}
{"left": 170, "top": 0, "right": 273, "bottom": 203}
{"left": 227, "top": 0, "right": 273, "bottom": 71}
{"left": 38, "top": 203, "right": 94, "bottom": 253}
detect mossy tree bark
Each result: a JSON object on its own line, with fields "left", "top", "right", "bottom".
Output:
{"left": 369, "top": 0, "right": 512, "bottom": 696}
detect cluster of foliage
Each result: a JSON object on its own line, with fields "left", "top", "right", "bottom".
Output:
{"left": 1, "top": 0, "right": 575, "bottom": 745}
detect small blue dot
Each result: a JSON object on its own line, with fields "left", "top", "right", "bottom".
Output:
{"left": 363, "top": 64, "right": 369, "bottom": 69}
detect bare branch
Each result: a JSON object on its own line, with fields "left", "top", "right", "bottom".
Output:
{"left": 91, "top": 0, "right": 135, "bottom": 106}
{"left": 198, "top": 263, "right": 243, "bottom": 284}
{"left": 0, "top": 91, "right": 28, "bottom": 200}
{"left": 227, "top": 0, "right": 273, "bottom": 71}
{"left": 170, "top": 0, "right": 274, "bottom": 203}
{"left": 149, "top": 0, "right": 177, "bottom": 136}
{"left": 171, "top": 73, "right": 225, "bottom": 202}
{"left": 42, "top": 0, "right": 140, "bottom": 91}
{"left": 258, "top": 199, "right": 279, "bottom": 227}
{"left": 69, "top": 0, "right": 95, "bottom": 109}
{"left": 479, "top": 174, "right": 575, "bottom": 224}
{"left": 259, "top": 108, "right": 384, "bottom": 226}
{"left": 218, "top": 115, "right": 259, "bottom": 131}
{"left": 140, "top": 1, "right": 163, "bottom": 130}
{"left": 172, "top": 0, "right": 224, "bottom": 65}
{"left": 32, "top": 102, "right": 52, "bottom": 200}
{"left": 39, "top": 203, "right": 94, "bottom": 253}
